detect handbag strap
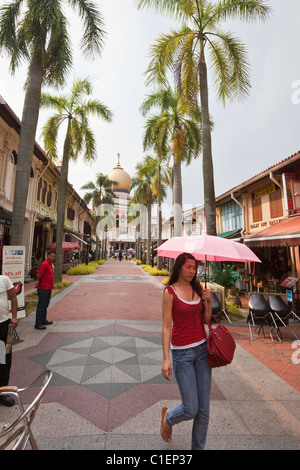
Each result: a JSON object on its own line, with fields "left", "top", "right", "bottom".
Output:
{"left": 203, "top": 313, "right": 221, "bottom": 332}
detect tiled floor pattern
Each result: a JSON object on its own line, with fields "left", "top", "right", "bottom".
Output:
{"left": 11, "top": 322, "right": 225, "bottom": 432}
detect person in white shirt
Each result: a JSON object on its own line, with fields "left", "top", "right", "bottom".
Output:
{"left": 0, "top": 275, "right": 18, "bottom": 406}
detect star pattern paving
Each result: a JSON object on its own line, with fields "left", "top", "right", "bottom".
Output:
{"left": 29, "top": 332, "right": 174, "bottom": 398}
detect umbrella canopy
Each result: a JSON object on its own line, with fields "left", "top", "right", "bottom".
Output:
{"left": 47, "top": 241, "right": 81, "bottom": 251}
{"left": 157, "top": 235, "right": 261, "bottom": 264}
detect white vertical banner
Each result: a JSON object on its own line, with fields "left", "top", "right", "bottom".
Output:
{"left": 2, "top": 246, "right": 26, "bottom": 319}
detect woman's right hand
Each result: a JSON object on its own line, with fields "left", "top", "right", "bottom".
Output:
{"left": 162, "top": 358, "right": 172, "bottom": 381}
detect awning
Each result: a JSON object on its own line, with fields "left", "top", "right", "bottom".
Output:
{"left": 218, "top": 229, "right": 241, "bottom": 239}
{"left": 65, "top": 230, "right": 88, "bottom": 245}
{"left": 244, "top": 216, "right": 300, "bottom": 247}
{"left": 0, "top": 208, "right": 12, "bottom": 226}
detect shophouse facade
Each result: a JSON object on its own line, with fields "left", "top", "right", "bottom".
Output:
{"left": 215, "top": 151, "right": 300, "bottom": 293}
{"left": 163, "top": 151, "right": 300, "bottom": 303}
{"left": 0, "top": 98, "right": 92, "bottom": 275}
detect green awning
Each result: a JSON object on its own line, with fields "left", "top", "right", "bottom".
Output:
{"left": 218, "top": 230, "right": 241, "bottom": 239}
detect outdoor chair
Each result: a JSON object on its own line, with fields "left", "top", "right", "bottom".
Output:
{"left": 0, "top": 425, "right": 29, "bottom": 450}
{"left": 0, "top": 369, "right": 53, "bottom": 450}
{"left": 268, "top": 295, "right": 300, "bottom": 340}
{"left": 211, "top": 292, "right": 231, "bottom": 323}
{"left": 247, "top": 293, "right": 279, "bottom": 341}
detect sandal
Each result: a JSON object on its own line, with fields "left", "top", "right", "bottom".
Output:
{"left": 160, "top": 407, "right": 172, "bottom": 443}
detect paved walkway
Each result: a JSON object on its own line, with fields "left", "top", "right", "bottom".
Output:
{"left": 2, "top": 260, "right": 300, "bottom": 450}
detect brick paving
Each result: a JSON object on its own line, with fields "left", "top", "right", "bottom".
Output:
{"left": 25, "top": 260, "right": 300, "bottom": 393}
{"left": 228, "top": 325, "right": 300, "bottom": 393}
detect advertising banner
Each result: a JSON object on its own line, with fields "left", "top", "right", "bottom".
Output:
{"left": 2, "top": 246, "right": 26, "bottom": 319}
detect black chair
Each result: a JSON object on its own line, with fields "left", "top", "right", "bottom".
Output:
{"left": 211, "top": 292, "right": 231, "bottom": 323}
{"left": 268, "top": 295, "right": 300, "bottom": 340}
{"left": 247, "top": 293, "right": 278, "bottom": 341}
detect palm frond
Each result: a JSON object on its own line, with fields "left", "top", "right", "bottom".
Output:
{"left": 69, "top": 0, "right": 106, "bottom": 57}
{"left": 212, "top": 0, "right": 272, "bottom": 24}
{"left": 41, "top": 114, "right": 65, "bottom": 160}
{"left": 135, "top": 0, "right": 185, "bottom": 20}
{"left": 0, "top": 0, "right": 28, "bottom": 71}
{"left": 145, "top": 26, "right": 191, "bottom": 87}
{"left": 207, "top": 29, "right": 251, "bottom": 102}
{"left": 40, "top": 93, "right": 69, "bottom": 112}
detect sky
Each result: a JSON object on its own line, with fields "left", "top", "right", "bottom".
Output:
{"left": 1, "top": 0, "right": 300, "bottom": 214}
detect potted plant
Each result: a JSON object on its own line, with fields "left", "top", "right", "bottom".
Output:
{"left": 209, "top": 263, "right": 242, "bottom": 306}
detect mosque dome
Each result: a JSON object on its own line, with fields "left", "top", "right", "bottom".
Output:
{"left": 107, "top": 153, "right": 131, "bottom": 193}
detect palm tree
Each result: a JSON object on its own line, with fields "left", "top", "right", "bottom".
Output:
{"left": 81, "top": 173, "right": 117, "bottom": 260}
{"left": 0, "top": 0, "right": 105, "bottom": 246}
{"left": 136, "top": 0, "right": 271, "bottom": 235}
{"left": 140, "top": 86, "right": 201, "bottom": 236}
{"left": 131, "top": 157, "right": 157, "bottom": 265}
{"left": 147, "top": 156, "right": 171, "bottom": 269}
{"left": 141, "top": 117, "right": 172, "bottom": 268}
{"left": 40, "top": 78, "right": 113, "bottom": 281}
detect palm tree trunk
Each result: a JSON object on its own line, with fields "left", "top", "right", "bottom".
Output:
{"left": 199, "top": 57, "right": 216, "bottom": 236}
{"left": 95, "top": 213, "right": 100, "bottom": 260}
{"left": 172, "top": 159, "right": 182, "bottom": 237}
{"left": 146, "top": 199, "right": 152, "bottom": 265}
{"left": 10, "top": 52, "right": 43, "bottom": 246}
{"left": 54, "top": 123, "right": 71, "bottom": 282}
{"left": 157, "top": 164, "right": 162, "bottom": 270}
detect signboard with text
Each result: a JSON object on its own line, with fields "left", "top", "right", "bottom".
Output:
{"left": 2, "top": 246, "right": 26, "bottom": 319}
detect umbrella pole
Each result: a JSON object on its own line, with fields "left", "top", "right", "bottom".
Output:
{"left": 205, "top": 256, "right": 207, "bottom": 289}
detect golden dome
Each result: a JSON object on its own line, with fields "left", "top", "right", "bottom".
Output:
{"left": 107, "top": 154, "right": 131, "bottom": 193}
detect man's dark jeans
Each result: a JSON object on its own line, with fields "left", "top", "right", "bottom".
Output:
{"left": 35, "top": 289, "right": 52, "bottom": 327}
{"left": 0, "top": 319, "right": 12, "bottom": 387}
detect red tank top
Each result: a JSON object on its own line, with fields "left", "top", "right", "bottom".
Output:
{"left": 165, "top": 283, "right": 207, "bottom": 347}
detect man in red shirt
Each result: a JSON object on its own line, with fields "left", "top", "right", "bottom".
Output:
{"left": 35, "top": 250, "right": 55, "bottom": 330}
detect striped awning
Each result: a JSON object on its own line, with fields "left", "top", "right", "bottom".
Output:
{"left": 244, "top": 216, "right": 300, "bottom": 247}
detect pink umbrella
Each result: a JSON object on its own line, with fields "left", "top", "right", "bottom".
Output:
{"left": 157, "top": 235, "right": 261, "bottom": 263}
{"left": 157, "top": 235, "right": 261, "bottom": 286}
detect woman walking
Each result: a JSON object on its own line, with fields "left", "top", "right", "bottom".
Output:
{"left": 161, "top": 252, "right": 212, "bottom": 450}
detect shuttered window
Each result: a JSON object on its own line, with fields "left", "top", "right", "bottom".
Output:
{"left": 252, "top": 196, "right": 262, "bottom": 222}
{"left": 269, "top": 188, "right": 283, "bottom": 218}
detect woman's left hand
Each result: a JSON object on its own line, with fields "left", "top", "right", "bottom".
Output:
{"left": 202, "top": 288, "right": 211, "bottom": 303}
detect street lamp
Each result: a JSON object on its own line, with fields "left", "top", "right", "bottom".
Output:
{"left": 43, "top": 214, "right": 52, "bottom": 258}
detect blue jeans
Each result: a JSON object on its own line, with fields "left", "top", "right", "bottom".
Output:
{"left": 35, "top": 289, "right": 52, "bottom": 326}
{"left": 167, "top": 342, "right": 211, "bottom": 450}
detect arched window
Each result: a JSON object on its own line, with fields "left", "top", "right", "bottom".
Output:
{"left": 37, "top": 179, "right": 42, "bottom": 200}
{"left": 47, "top": 185, "right": 52, "bottom": 207}
{"left": 41, "top": 181, "right": 47, "bottom": 204}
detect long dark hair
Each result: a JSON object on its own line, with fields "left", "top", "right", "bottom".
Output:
{"left": 167, "top": 252, "right": 202, "bottom": 298}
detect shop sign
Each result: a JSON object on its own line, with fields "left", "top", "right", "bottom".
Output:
{"left": 0, "top": 208, "right": 12, "bottom": 226}
{"left": 2, "top": 246, "right": 26, "bottom": 319}
{"left": 192, "top": 222, "right": 200, "bottom": 235}
{"left": 286, "top": 290, "right": 293, "bottom": 302}
{"left": 254, "top": 183, "right": 276, "bottom": 199}
{"left": 0, "top": 218, "right": 11, "bottom": 226}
